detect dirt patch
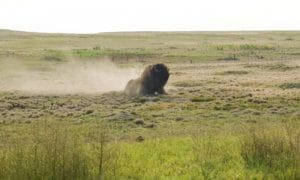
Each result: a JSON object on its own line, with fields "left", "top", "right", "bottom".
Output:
{"left": 0, "top": 59, "right": 140, "bottom": 94}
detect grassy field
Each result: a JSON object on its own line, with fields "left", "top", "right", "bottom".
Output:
{"left": 0, "top": 30, "right": 299, "bottom": 179}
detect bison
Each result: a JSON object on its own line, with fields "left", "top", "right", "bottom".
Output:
{"left": 124, "top": 63, "right": 169, "bottom": 96}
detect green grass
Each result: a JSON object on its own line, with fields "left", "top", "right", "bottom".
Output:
{"left": 0, "top": 121, "right": 298, "bottom": 179}
{"left": 241, "top": 122, "right": 299, "bottom": 179}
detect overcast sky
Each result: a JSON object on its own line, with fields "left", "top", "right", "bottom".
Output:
{"left": 0, "top": 0, "right": 299, "bottom": 33}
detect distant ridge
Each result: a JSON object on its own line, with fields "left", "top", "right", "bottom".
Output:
{"left": 0, "top": 28, "right": 299, "bottom": 36}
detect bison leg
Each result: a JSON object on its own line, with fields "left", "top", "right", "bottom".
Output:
{"left": 157, "top": 88, "right": 167, "bottom": 94}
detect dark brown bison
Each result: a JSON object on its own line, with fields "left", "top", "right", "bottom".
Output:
{"left": 124, "top": 63, "right": 169, "bottom": 96}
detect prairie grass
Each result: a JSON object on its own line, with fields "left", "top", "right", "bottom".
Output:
{"left": 0, "top": 121, "right": 116, "bottom": 179}
{"left": 0, "top": 121, "right": 299, "bottom": 179}
{"left": 241, "top": 121, "right": 299, "bottom": 179}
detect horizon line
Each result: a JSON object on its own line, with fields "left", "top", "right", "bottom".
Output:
{"left": 1, "top": 28, "right": 300, "bottom": 35}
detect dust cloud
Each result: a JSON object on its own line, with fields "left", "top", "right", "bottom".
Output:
{"left": 0, "top": 59, "right": 141, "bottom": 94}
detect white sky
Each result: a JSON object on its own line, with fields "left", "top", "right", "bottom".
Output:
{"left": 0, "top": 0, "right": 299, "bottom": 33}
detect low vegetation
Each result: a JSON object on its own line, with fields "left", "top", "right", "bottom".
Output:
{"left": 217, "top": 70, "right": 249, "bottom": 75}
{"left": 244, "top": 63, "right": 300, "bottom": 71}
{"left": 72, "top": 48, "right": 157, "bottom": 61}
{"left": 44, "top": 50, "right": 66, "bottom": 61}
{"left": 0, "top": 121, "right": 298, "bottom": 179}
{"left": 241, "top": 123, "right": 299, "bottom": 179}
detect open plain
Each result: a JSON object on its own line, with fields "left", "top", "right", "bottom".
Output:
{"left": 0, "top": 30, "right": 299, "bottom": 179}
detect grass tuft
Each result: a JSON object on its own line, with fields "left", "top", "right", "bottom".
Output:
{"left": 279, "top": 83, "right": 300, "bottom": 89}
{"left": 241, "top": 124, "right": 299, "bottom": 179}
